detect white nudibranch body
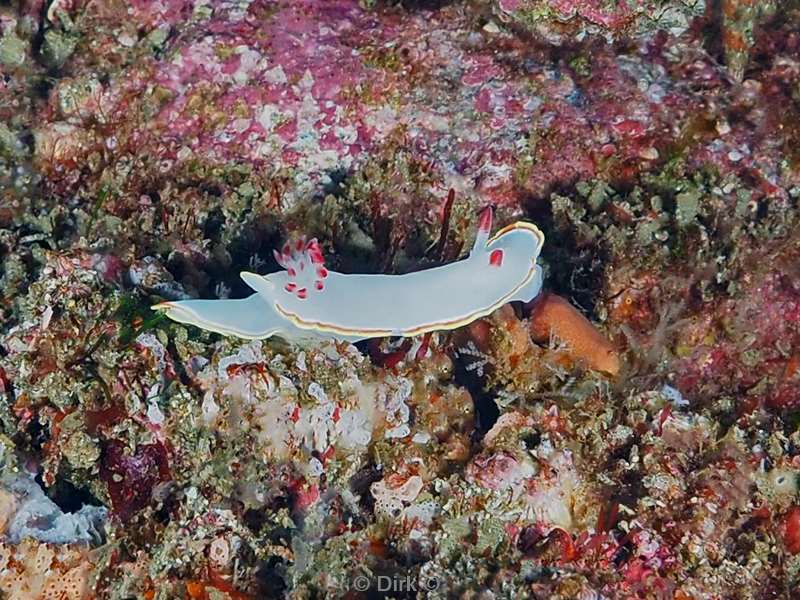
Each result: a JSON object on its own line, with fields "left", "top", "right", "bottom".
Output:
{"left": 152, "top": 209, "right": 545, "bottom": 342}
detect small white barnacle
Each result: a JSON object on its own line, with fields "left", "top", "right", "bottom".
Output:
{"left": 152, "top": 208, "right": 545, "bottom": 343}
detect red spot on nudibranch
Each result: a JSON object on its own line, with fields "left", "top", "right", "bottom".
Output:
{"left": 297, "top": 288, "right": 308, "bottom": 299}
{"left": 295, "top": 239, "right": 304, "bottom": 252}
{"left": 287, "top": 268, "right": 296, "bottom": 277}
{"left": 285, "top": 283, "right": 296, "bottom": 292}
{"left": 315, "top": 281, "right": 324, "bottom": 291}
{"left": 317, "top": 267, "right": 328, "bottom": 278}
{"left": 489, "top": 249, "right": 504, "bottom": 267}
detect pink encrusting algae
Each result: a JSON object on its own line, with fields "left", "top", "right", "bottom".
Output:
{"left": 29, "top": 0, "right": 797, "bottom": 211}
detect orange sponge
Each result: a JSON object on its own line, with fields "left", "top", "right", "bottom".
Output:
{"left": 528, "top": 293, "right": 620, "bottom": 375}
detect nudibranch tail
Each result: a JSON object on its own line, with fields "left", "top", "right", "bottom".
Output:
{"left": 152, "top": 294, "right": 285, "bottom": 339}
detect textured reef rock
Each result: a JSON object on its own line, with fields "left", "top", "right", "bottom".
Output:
{"left": 1, "top": 0, "right": 800, "bottom": 598}
{"left": 487, "top": 0, "right": 706, "bottom": 44}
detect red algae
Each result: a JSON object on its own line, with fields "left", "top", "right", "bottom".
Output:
{"left": 100, "top": 440, "right": 171, "bottom": 521}
{"left": 784, "top": 506, "right": 800, "bottom": 555}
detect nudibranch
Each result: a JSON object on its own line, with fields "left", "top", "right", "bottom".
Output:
{"left": 152, "top": 209, "right": 545, "bottom": 342}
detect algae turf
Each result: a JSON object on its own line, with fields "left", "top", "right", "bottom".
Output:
{"left": 114, "top": 293, "right": 167, "bottom": 347}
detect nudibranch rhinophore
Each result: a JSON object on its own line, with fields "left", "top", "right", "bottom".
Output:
{"left": 152, "top": 209, "right": 545, "bottom": 343}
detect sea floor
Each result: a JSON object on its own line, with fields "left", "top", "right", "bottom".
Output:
{"left": 1, "top": 1, "right": 799, "bottom": 598}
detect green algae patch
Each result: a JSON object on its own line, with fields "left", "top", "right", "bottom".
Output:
{"left": 675, "top": 189, "right": 701, "bottom": 227}
{"left": 0, "top": 32, "right": 27, "bottom": 68}
{"left": 115, "top": 293, "right": 167, "bottom": 346}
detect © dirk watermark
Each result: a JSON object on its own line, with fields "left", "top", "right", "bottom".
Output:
{"left": 350, "top": 573, "right": 440, "bottom": 593}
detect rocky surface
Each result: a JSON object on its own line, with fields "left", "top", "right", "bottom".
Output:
{"left": 1, "top": 0, "right": 799, "bottom": 598}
